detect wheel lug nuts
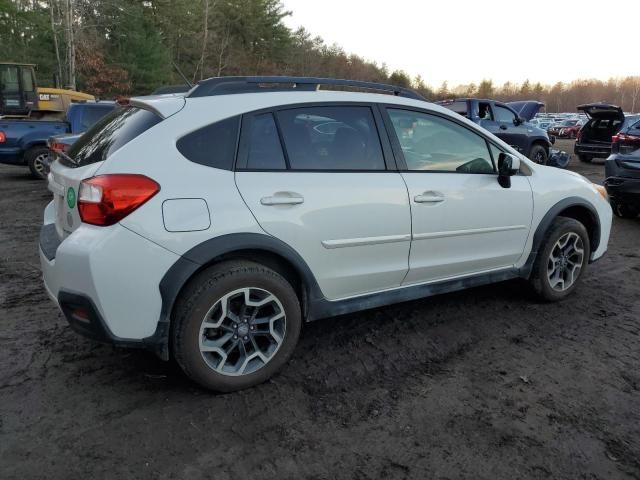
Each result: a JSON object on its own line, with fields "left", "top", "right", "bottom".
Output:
{"left": 243, "top": 336, "right": 248, "bottom": 340}
{"left": 233, "top": 335, "right": 238, "bottom": 340}
{"left": 250, "top": 326, "right": 254, "bottom": 330}
{"left": 233, "top": 323, "right": 237, "bottom": 329}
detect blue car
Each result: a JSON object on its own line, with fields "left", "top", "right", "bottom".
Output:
{"left": 0, "top": 101, "right": 115, "bottom": 179}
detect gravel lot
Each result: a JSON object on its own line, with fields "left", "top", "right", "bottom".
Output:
{"left": 1, "top": 139, "right": 639, "bottom": 480}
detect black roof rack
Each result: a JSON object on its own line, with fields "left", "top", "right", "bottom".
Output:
{"left": 188, "top": 76, "right": 425, "bottom": 101}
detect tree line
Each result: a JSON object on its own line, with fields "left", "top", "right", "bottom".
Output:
{"left": 2, "top": 0, "right": 639, "bottom": 112}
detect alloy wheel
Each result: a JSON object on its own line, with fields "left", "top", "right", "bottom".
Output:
{"left": 547, "top": 232, "right": 584, "bottom": 291}
{"left": 198, "top": 287, "right": 286, "bottom": 376}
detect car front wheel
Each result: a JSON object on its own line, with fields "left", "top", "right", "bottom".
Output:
{"left": 530, "top": 217, "right": 590, "bottom": 301}
{"left": 172, "top": 260, "right": 301, "bottom": 392}
{"left": 529, "top": 144, "right": 548, "bottom": 165}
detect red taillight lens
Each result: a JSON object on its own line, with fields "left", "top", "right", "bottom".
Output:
{"left": 612, "top": 134, "right": 620, "bottom": 144}
{"left": 49, "top": 142, "right": 70, "bottom": 153}
{"left": 78, "top": 174, "right": 160, "bottom": 226}
{"left": 0, "top": 131, "right": 5, "bottom": 143}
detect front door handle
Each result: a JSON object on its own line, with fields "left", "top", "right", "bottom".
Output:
{"left": 414, "top": 192, "right": 445, "bottom": 204}
{"left": 260, "top": 193, "right": 304, "bottom": 206}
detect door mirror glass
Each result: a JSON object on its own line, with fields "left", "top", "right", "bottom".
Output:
{"left": 497, "top": 152, "right": 520, "bottom": 188}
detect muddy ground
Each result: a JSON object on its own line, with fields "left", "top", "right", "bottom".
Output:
{"left": 1, "top": 139, "right": 639, "bottom": 479}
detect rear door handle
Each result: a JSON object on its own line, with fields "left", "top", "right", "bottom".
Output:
{"left": 260, "top": 193, "right": 304, "bottom": 206}
{"left": 414, "top": 192, "right": 445, "bottom": 204}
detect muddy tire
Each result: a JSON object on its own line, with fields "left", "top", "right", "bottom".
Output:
{"left": 25, "top": 146, "right": 50, "bottom": 180}
{"left": 172, "top": 260, "right": 302, "bottom": 392}
{"left": 530, "top": 217, "right": 591, "bottom": 302}
{"left": 529, "top": 144, "right": 548, "bottom": 165}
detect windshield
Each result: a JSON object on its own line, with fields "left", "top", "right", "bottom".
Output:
{"left": 64, "top": 107, "right": 162, "bottom": 167}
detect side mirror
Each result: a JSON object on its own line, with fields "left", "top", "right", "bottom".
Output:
{"left": 497, "top": 152, "right": 520, "bottom": 188}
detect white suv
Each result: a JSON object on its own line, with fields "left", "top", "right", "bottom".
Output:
{"left": 40, "top": 77, "right": 612, "bottom": 392}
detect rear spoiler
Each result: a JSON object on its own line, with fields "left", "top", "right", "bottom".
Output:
{"left": 127, "top": 95, "right": 187, "bottom": 119}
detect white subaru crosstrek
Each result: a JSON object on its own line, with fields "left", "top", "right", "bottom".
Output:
{"left": 40, "top": 77, "right": 612, "bottom": 392}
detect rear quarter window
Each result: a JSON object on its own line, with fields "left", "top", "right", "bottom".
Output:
{"left": 176, "top": 116, "right": 240, "bottom": 170}
{"left": 66, "top": 107, "right": 162, "bottom": 167}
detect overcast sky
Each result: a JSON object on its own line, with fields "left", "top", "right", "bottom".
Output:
{"left": 282, "top": 0, "right": 639, "bottom": 88}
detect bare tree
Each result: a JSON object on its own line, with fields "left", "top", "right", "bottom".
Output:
{"left": 49, "top": 0, "right": 63, "bottom": 86}
{"left": 64, "top": 0, "right": 76, "bottom": 90}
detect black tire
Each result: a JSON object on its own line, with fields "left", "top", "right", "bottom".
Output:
{"left": 578, "top": 154, "right": 592, "bottom": 163}
{"left": 25, "top": 146, "right": 50, "bottom": 180}
{"left": 529, "top": 144, "right": 548, "bottom": 165}
{"left": 530, "top": 217, "right": 591, "bottom": 302}
{"left": 611, "top": 201, "right": 639, "bottom": 219}
{"left": 172, "top": 260, "right": 302, "bottom": 392}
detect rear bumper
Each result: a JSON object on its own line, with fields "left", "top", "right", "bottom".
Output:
{"left": 39, "top": 210, "right": 180, "bottom": 358}
{"left": 604, "top": 176, "right": 640, "bottom": 208}
{"left": 0, "top": 149, "right": 25, "bottom": 165}
{"left": 574, "top": 143, "right": 611, "bottom": 158}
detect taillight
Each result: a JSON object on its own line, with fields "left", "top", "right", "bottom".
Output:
{"left": 0, "top": 131, "right": 5, "bottom": 143}
{"left": 49, "top": 142, "right": 70, "bottom": 153}
{"left": 78, "top": 174, "right": 160, "bottom": 226}
{"left": 614, "top": 133, "right": 640, "bottom": 143}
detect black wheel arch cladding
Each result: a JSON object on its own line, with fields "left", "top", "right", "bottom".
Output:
{"left": 520, "top": 196, "right": 601, "bottom": 277}
{"left": 155, "top": 233, "right": 324, "bottom": 359}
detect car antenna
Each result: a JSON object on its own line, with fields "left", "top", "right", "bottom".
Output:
{"left": 172, "top": 62, "right": 193, "bottom": 88}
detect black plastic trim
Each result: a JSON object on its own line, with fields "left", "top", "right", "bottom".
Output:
{"left": 188, "top": 76, "right": 426, "bottom": 101}
{"left": 58, "top": 291, "right": 167, "bottom": 354}
{"left": 307, "top": 269, "right": 521, "bottom": 321}
{"left": 519, "top": 197, "right": 601, "bottom": 277}
{"left": 156, "top": 233, "right": 326, "bottom": 358}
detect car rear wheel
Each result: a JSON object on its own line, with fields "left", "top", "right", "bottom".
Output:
{"left": 529, "top": 144, "right": 548, "bottom": 165}
{"left": 578, "top": 154, "right": 592, "bottom": 163}
{"left": 530, "top": 217, "right": 590, "bottom": 302}
{"left": 612, "top": 202, "right": 639, "bottom": 219}
{"left": 172, "top": 260, "right": 302, "bottom": 392}
{"left": 25, "top": 146, "right": 50, "bottom": 180}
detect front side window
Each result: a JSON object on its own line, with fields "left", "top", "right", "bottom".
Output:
{"left": 275, "top": 106, "right": 385, "bottom": 170}
{"left": 388, "top": 109, "right": 494, "bottom": 174}
{"left": 494, "top": 105, "right": 517, "bottom": 124}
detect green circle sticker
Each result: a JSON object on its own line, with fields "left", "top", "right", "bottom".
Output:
{"left": 66, "top": 187, "right": 76, "bottom": 208}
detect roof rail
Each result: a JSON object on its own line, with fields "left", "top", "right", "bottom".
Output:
{"left": 187, "top": 76, "right": 426, "bottom": 101}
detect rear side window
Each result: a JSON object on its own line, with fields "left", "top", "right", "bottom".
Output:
{"left": 239, "top": 113, "right": 287, "bottom": 170}
{"left": 177, "top": 116, "right": 240, "bottom": 170}
{"left": 276, "top": 106, "right": 385, "bottom": 171}
{"left": 67, "top": 107, "right": 162, "bottom": 167}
